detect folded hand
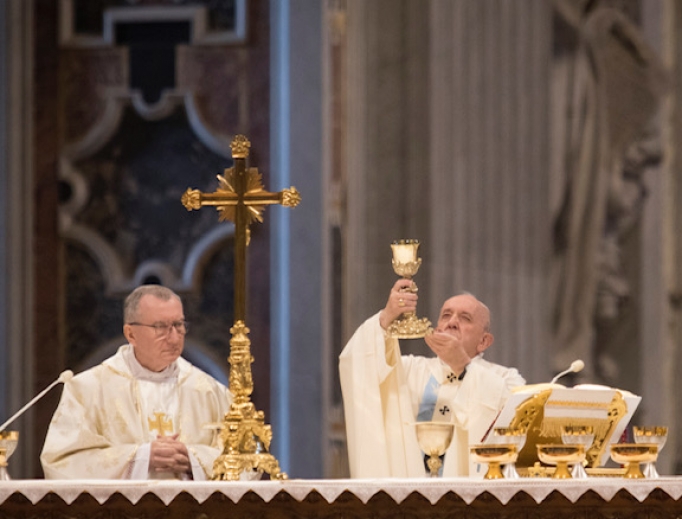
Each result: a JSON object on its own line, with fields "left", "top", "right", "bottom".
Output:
{"left": 150, "top": 434, "right": 191, "bottom": 474}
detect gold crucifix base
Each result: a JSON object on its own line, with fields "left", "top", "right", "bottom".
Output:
{"left": 211, "top": 402, "right": 287, "bottom": 481}
{"left": 211, "top": 321, "right": 288, "bottom": 481}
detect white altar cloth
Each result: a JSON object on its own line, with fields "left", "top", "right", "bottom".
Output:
{"left": 1, "top": 478, "right": 681, "bottom": 506}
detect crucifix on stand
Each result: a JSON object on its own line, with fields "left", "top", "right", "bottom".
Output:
{"left": 181, "top": 135, "right": 300, "bottom": 480}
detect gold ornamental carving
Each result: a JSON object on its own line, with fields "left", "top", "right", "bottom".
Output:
{"left": 182, "top": 135, "right": 299, "bottom": 481}
{"left": 510, "top": 389, "right": 629, "bottom": 470}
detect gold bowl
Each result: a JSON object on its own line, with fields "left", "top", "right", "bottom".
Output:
{"left": 470, "top": 444, "right": 517, "bottom": 480}
{"left": 537, "top": 444, "right": 585, "bottom": 479}
{"left": 610, "top": 443, "right": 658, "bottom": 479}
{"left": 0, "top": 431, "right": 19, "bottom": 459}
{"left": 415, "top": 422, "right": 454, "bottom": 477}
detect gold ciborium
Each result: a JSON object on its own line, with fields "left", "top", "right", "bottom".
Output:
{"left": 633, "top": 426, "right": 667, "bottom": 478}
{"left": 0, "top": 431, "right": 18, "bottom": 480}
{"left": 610, "top": 443, "right": 658, "bottom": 479}
{"left": 491, "top": 427, "right": 526, "bottom": 479}
{"left": 561, "top": 425, "right": 594, "bottom": 479}
{"left": 470, "top": 444, "right": 518, "bottom": 480}
{"left": 415, "top": 422, "right": 454, "bottom": 477}
{"left": 386, "top": 240, "right": 432, "bottom": 339}
{"left": 537, "top": 444, "right": 585, "bottom": 479}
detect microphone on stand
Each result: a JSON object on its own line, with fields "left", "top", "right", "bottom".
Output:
{"left": 550, "top": 360, "right": 584, "bottom": 385}
{"left": 0, "top": 370, "right": 74, "bottom": 432}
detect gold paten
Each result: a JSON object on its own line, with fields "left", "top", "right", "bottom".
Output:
{"left": 182, "top": 135, "right": 300, "bottom": 481}
{"left": 386, "top": 240, "right": 432, "bottom": 339}
{"left": 509, "top": 389, "right": 628, "bottom": 469}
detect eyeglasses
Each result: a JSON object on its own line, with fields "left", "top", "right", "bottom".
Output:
{"left": 128, "top": 320, "right": 189, "bottom": 337}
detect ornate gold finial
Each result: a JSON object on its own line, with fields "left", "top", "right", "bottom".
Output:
{"left": 181, "top": 188, "right": 202, "bottom": 210}
{"left": 231, "top": 135, "right": 251, "bottom": 159}
{"left": 282, "top": 187, "right": 301, "bottom": 208}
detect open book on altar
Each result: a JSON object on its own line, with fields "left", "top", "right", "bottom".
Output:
{"left": 484, "top": 383, "right": 641, "bottom": 468}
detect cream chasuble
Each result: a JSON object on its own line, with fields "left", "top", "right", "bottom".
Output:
{"left": 41, "top": 344, "right": 232, "bottom": 480}
{"left": 339, "top": 313, "right": 525, "bottom": 478}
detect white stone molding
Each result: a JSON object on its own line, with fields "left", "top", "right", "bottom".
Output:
{"left": 180, "top": 223, "right": 235, "bottom": 290}
{"left": 59, "top": 0, "right": 248, "bottom": 48}
{"left": 184, "top": 92, "right": 234, "bottom": 158}
{"left": 61, "top": 220, "right": 235, "bottom": 296}
{"left": 61, "top": 92, "right": 129, "bottom": 162}
{"left": 62, "top": 89, "right": 231, "bottom": 161}
{"left": 60, "top": 223, "right": 129, "bottom": 295}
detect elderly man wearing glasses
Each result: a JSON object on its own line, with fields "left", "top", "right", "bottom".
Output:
{"left": 41, "top": 285, "right": 232, "bottom": 480}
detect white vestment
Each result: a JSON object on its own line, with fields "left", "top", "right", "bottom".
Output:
{"left": 41, "top": 344, "right": 232, "bottom": 480}
{"left": 339, "top": 313, "right": 525, "bottom": 478}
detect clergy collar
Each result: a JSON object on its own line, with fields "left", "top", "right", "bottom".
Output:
{"left": 123, "top": 344, "right": 179, "bottom": 382}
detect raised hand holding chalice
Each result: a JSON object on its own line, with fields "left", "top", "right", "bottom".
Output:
{"left": 386, "top": 240, "right": 432, "bottom": 339}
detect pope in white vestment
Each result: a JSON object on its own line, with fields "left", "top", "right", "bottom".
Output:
{"left": 41, "top": 285, "right": 232, "bottom": 480}
{"left": 340, "top": 283, "right": 525, "bottom": 478}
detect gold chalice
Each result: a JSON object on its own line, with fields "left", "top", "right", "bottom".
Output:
{"left": 0, "top": 431, "right": 18, "bottom": 480}
{"left": 470, "top": 444, "right": 518, "bottom": 480}
{"left": 561, "top": 425, "right": 594, "bottom": 479}
{"left": 537, "top": 444, "right": 585, "bottom": 479}
{"left": 610, "top": 443, "right": 658, "bottom": 479}
{"left": 415, "top": 422, "right": 454, "bottom": 477}
{"left": 492, "top": 427, "right": 526, "bottom": 479}
{"left": 386, "top": 240, "right": 432, "bottom": 339}
{"left": 633, "top": 426, "right": 668, "bottom": 478}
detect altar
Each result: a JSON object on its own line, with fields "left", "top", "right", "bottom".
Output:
{"left": 1, "top": 478, "right": 682, "bottom": 519}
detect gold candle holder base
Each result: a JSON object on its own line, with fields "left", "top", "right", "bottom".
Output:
{"left": 210, "top": 322, "right": 287, "bottom": 481}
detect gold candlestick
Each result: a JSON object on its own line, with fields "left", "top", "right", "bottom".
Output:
{"left": 386, "top": 240, "right": 432, "bottom": 339}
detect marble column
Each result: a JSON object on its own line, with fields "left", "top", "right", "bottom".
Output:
{"left": 428, "top": 0, "right": 553, "bottom": 381}
{"left": 0, "top": 0, "right": 36, "bottom": 478}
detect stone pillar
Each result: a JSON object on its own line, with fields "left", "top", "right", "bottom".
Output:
{"left": 429, "top": 0, "right": 553, "bottom": 380}
{"left": 0, "top": 0, "right": 36, "bottom": 478}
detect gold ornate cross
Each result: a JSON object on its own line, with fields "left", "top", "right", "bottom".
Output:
{"left": 182, "top": 135, "right": 300, "bottom": 323}
{"left": 181, "top": 135, "right": 299, "bottom": 481}
{"left": 148, "top": 412, "right": 173, "bottom": 436}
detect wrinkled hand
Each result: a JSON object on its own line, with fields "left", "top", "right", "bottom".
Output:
{"left": 424, "top": 331, "right": 470, "bottom": 376}
{"left": 150, "top": 434, "right": 191, "bottom": 475}
{"left": 379, "top": 279, "right": 418, "bottom": 330}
